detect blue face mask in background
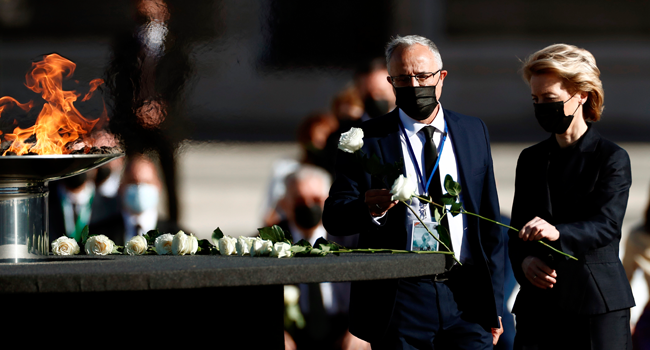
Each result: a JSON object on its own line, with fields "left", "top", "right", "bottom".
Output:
{"left": 123, "top": 183, "right": 159, "bottom": 214}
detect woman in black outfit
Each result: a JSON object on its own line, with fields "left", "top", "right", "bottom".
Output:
{"left": 509, "top": 44, "right": 635, "bottom": 350}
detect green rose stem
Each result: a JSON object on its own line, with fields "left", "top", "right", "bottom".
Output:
{"left": 401, "top": 200, "right": 462, "bottom": 266}
{"left": 414, "top": 195, "right": 578, "bottom": 261}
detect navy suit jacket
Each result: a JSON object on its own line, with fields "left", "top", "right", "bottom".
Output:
{"left": 323, "top": 108, "right": 504, "bottom": 342}
{"left": 508, "top": 126, "right": 635, "bottom": 317}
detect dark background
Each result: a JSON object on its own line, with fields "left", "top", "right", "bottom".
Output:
{"left": 1, "top": 0, "right": 649, "bottom": 142}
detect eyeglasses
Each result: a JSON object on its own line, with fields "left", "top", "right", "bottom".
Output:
{"left": 389, "top": 69, "right": 442, "bottom": 87}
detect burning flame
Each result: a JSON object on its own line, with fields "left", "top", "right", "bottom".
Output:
{"left": 0, "top": 53, "right": 107, "bottom": 155}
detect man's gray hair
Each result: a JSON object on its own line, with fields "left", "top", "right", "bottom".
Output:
{"left": 385, "top": 35, "right": 443, "bottom": 72}
{"left": 284, "top": 165, "right": 332, "bottom": 196}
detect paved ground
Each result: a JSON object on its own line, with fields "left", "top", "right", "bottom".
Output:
{"left": 175, "top": 141, "right": 650, "bottom": 322}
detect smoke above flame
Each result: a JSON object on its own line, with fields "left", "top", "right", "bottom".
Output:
{"left": 0, "top": 53, "right": 111, "bottom": 155}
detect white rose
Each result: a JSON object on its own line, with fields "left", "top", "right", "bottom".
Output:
{"left": 338, "top": 127, "right": 364, "bottom": 153}
{"left": 173, "top": 231, "right": 193, "bottom": 255}
{"left": 250, "top": 237, "right": 273, "bottom": 257}
{"left": 390, "top": 175, "right": 416, "bottom": 201}
{"left": 154, "top": 233, "right": 174, "bottom": 255}
{"left": 188, "top": 233, "right": 198, "bottom": 255}
{"left": 52, "top": 236, "right": 80, "bottom": 256}
{"left": 271, "top": 242, "right": 293, "bottom": 258}
{"left": 218, "top": 236, "right": 237, "bottom": 256}
{"left": 236, "top": 236, "right": 254, "bottom": 256}
{"left": 125, "top": 235, "right": 148, "bottom": 255}
{"left": 85, "top": 235, "right": 114, "bottom": 256}
{"left": 284, "top": 285, "right": 300, "bottom": 305}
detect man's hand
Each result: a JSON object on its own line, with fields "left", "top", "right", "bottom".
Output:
{"left": 365, "top": 189, "right": 398, "bottom": 217}
{"left": 519, "top": 216, "right": 559, "bottom": 241}
{"left": 522, "top": 256, "right": 557, "bottom": 289}
{"left": 491, "top": 316, "right": 503, "bottom": 345}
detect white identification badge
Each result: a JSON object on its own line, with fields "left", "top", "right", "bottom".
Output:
{"left": 408, "top": 220, "right": 439, "bottom": 251}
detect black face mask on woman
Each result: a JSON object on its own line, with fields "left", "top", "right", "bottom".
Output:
{"left": 534, "top": 93, "right": 580, "bottom": 134}
{"left": 395, "top": 85, "right": 438, "bottom": 121}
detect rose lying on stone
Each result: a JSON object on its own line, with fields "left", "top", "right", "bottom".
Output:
{"left": 85, "top": 235, "right": 115, "bottom": 256}
{"left": 218, "top": 236, "right": 237, "bottom": 256}
{"left": 172, "top": 231, "right": 199, "bottom": 256}
{"left": 250, "top": 237, "right": 273, "bottom": 257}
{"left": 125, "top": 235, "right": 148, "bottom": 255}
{"left": 236, "top": 236, "right": 255, "bottom": 256}
{"left": 338, "top": 127, "right": 364, "bottom": 153}
{"left": 155, "top": 233, "right": 174, "bottom": 255}
{"left": 390, "top": 174, "right": 416, "bottom": 201}
{"left": 271, "top": 242, "right": 292, "bottom": 258}
{"left": 52, "top": 236, "right": 80, "bottom": 256}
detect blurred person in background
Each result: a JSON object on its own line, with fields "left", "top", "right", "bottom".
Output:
{"left": 49, "top": 170, "right": 99, "bottom": 242}
{"left": 279, "top": 165, "right": 363, "bottom": 350}
{"left": 262, "top": 112, "right": 339, "bottom": 227}
{"left": 354, "top": 57, "right": 396, "bottom": 122}
{"left": 91, "top": 154, "right": 182, "bottom": 245}
{"left": 509, "top": 44, "right": 634, "bottom": 350}
{"left": 321, "top": 58, "right": 397, "bottom": 180}
{"left": 623, "top": 186, "right": 650, "bottom": 350}
{"left": 90, "top": 158, "right": 125, "bottom": 224}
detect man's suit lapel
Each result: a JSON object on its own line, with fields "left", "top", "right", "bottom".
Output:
{"left": 444, "top": 110, "right": 473, "bottom": 209}
{"left": 375, "top": 109, "right": 405, "bottom": 177}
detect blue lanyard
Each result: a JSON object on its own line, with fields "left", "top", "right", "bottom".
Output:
{"left": 398, "top": 119, "right": 448, "bottom": 195}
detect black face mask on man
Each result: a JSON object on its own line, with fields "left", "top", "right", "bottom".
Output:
{"left": 363, "top": 97, "right": 390, "bottom": 119}
{"left": 534, "top": 93, "right": 581, "bottom": 134}
{"left": 394, "top": 85, "right": 438, "bottom": 121}
{"left": 294, "top": 204, "right": 323, "bottom": 229}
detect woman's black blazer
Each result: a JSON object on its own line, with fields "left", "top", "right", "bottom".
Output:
{"left": 508, "top": 126, "right": 635, "bottom": 316}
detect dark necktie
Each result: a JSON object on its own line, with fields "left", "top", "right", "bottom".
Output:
{"left": 420, "top": 126, "right": 453, "bottom": 253}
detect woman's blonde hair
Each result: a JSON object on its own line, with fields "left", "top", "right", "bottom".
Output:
{"left": 521, "top": 44, "right": 604, "bottom": 122}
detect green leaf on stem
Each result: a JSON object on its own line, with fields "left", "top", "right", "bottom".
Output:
{"left": 294, "top": 239, "right": 312, "bottom": 247}
{"left": 196, "top": 239, "right": 214, "bottom": 255}
{"left": 440, "top": 194, "right": 457, "bottom": 205}
{"left": 212, "top": 227, "right": 224, "bottom": 242}
{"left": 145, "top": 229, "right": 162, "bottom": 246}
{"left": 314, "top": 237, "right": 344, "bottom": 252}
{"left": 444, "top": 175, "right": 462, "bottom": 197}
{"left": 258, "top": 225, "right": 290, "bottom": 244}
{"left": 111, "top": 245, "right": 123, "bottom": 254}
{"left": 434, "top": 207, "right": 441, "bottom": 222}
{"left": 80, "top": 225, "right": 90, "bottom": 245}
{"left": 450, "top": 202, "right": 463, "bottom": 216}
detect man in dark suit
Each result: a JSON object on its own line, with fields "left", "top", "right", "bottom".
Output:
{"left": 323, "top": 35, "right": 504, "bottom": 349}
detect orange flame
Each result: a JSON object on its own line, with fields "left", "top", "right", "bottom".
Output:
{"left": 0, "top": 54, "right": 107, "bottom": 155}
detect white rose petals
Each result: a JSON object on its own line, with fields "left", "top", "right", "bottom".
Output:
{"left": 390, "top": 175, "right": 417, "bottom": 201}
{"left": 84, "top": 235, "right": 114, "bottom": 256}
{"left": 218, "top": 236, "right": 237, "bottom": 256}
{"left": 52, "top": 236, "right": 80, "bottom": 256}
{"left": 338, "top": 127, "right": 364, "bottom": 153}
{"left": 125, "top": 235, "right": 148, "bottom": 255}
{"left": 250, "top": 237, "right": 273, "bottom": 257}
{"left": 271, "top": 242, "right": 292, "bottom": 258}
{"left": 154, "top": 233, "right": 174, "bottom": 255}
{"left": 236, "top": 236, "right": 254, "bottom": 256}
{"left": 172, "top": 231, "right": 199, "bottom": 256}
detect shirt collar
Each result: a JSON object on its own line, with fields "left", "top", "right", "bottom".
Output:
{"left": 289, "top": 221, "right": 327, "bottom": 246}
{"left": 398, "top": 104, "right": 446, "bottom": 139}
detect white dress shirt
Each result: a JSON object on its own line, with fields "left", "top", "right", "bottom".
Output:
{"left": 398, "top": 106, "right": 471, "bottom": 263}
{"left": 290, "top": 223, "right": 338, "bottom": 315}
{"left": 122, "top": 208, "right": 158, "bottom": 242}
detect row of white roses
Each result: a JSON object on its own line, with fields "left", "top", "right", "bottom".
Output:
{"left": 216, "top": 235, "right": 292, "bottom": 258}
{"left": 51, "top": 231, "right": 199, "bottom": 256}
{"left": 51, "top": 231, "right": 295, "bottom": 258}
